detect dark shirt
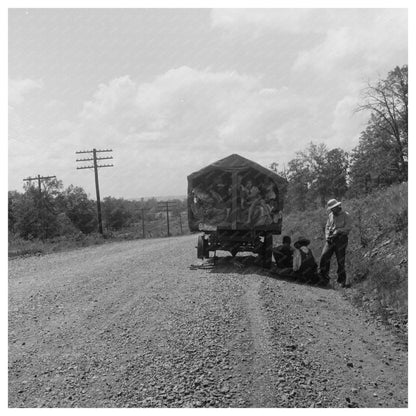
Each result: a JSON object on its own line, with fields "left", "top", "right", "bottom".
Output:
{"left": 294, "top": 247, "right": 317, "bottom": 274}
{"left": 273, "top": 244, "right": 293, "bottom": 268}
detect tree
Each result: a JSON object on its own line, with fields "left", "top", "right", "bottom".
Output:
{"left": 38, "top": 178, "right": 65, "bottom": 239}
{"left": 278, "top": 143, "right": 349, "bottom": 211}
{"left": 8, "top": 191, "right": 21, "bottom": 233}
{"left": 284, "top": 156, "right": 312, "bottom": 211}
{"left": 356, "top": 65, "right": 408, "bottom": 182}
{"left": 348, "top": 121, "right": 402, "bottom": 195}
{"left": 56, "top": 185, "right": 97, "bottom": 234}
{"left": 13, "top": 188, "right": 40, "bottom": 239}
{"left": 12, "top": 179, "right": 63, "bottom": 239}
{"left": 10, "top": 181, "right": 99, "bottom": 239}
{"left": 320, "top": 148, "right": 349, "bottom": 200}
{"left": 299, "top": 143, "right": 329, "bottom": 206}
{"left": 102, "top": 197, "right": 132, "bottom": 231}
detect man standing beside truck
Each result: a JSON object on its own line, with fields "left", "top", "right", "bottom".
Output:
{"left": 318, "top": 199, "right": 352, "bottom": 288}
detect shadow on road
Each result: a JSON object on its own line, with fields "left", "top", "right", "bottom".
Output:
{"left": 189, "top": 254, "right": 265, "bottom": 274}
{"left": 268, "top": 269, "right": 333, "bottom": 290}
{"left": 189, "top": 254, "right": 332, "bottom": 290}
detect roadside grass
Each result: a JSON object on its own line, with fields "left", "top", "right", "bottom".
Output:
{"left": 8, "top": 216, "right": 190, "bottom": 259}
{"left": 280, "top": 183, "right": 408, "bottom": 332}
{"left": 8, "top": 232, "right": 107, "bottom": 258}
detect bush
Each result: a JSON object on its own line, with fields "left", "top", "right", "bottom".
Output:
{"left": 8, "top": 233, "right": 45, "bottom": 257}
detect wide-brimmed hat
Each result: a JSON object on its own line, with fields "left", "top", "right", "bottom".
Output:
{"left": 327, "top": 198, "right": 342, "bottom": 211}
{"left": 294, "top": 236, "right": 310, "bottom": 248}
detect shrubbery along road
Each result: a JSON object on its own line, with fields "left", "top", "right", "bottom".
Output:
{"left": 8, "top": 235, "right": 407, "bottom": 407}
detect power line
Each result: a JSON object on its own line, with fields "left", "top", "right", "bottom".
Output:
{"left": 76, "top": 148, "right": 113, "bottom": 235}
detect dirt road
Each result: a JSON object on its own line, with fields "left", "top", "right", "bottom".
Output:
{"left": 8, "top": 235, "right": 407, "bottom": 408}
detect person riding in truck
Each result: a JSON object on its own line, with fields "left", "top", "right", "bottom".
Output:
{"left": 241, "top": 179, "right": 261, "bottom": 224}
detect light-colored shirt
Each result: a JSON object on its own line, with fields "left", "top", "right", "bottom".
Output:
{"left": 325, "top": 210, "right": 351, "bottom": 239}
{"left": 293, "top": 246, "right": 309, "bottom": 272}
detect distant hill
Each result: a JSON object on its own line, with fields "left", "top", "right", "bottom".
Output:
{"left": 130, "top": 195, "right": 187, "bottom": 202}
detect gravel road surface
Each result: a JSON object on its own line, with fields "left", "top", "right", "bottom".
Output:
{"left": 8, "top": 235, "right": 408, "bottom": 408}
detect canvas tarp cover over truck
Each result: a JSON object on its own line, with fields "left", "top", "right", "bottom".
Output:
{"left": 187, "top": 154, "right": 287, "bottom": 233}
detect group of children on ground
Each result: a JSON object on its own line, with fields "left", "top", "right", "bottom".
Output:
{"left": 272, "top": 235, "right": 321, "bottom": 285}
{"left": 272, "top": 198, "right": 352, "bottom": 288}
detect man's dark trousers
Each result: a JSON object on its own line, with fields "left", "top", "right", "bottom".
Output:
{"left": 319, "top": 234, "right": 348, "bottom": 283}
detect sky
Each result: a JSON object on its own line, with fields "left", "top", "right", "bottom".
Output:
{"left": 8, "top": 8, "right": 408, "bottom": 199}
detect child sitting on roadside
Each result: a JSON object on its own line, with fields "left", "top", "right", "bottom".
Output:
{"left": 292, "top": 236, "right": 319, "bottom": 284}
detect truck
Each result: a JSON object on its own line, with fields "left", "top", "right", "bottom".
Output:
{"left": 187, "top": 154, "right": 287, "bottom": 268}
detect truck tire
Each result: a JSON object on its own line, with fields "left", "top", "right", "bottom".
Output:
{"left": 197, "top": 235, "right": 209, "bottom": 259}
{"left": 262, "top": 232, "right": 273, "bottom": 269}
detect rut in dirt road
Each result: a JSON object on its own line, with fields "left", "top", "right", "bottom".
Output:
{"left": 244, "top": 278, "right": 276, "bottom": 407}
{"left": 9, "top": 235, "right": 407, "bottom": 408}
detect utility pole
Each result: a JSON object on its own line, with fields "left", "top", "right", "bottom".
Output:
{"left": 76, "top": 148, "right": 113, "bottom": 235}
{"left": 157, "top": 201, "right": 177, "bottom": 237}
{"left": 140, "top": 207, "right": 150, "bottom": 239}
{"left": 178, "top": 212, "right": 183, "bottom": 235}
{"left": 23, "top": 174, "right": 56, "bottom": 240}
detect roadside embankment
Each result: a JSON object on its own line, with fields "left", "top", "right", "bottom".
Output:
{"left": 280, "top": 183, "right": 408, "bottom": 336}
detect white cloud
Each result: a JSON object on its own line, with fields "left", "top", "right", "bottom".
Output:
{"left": 53, "top": 120, "right": 74, "bottom": 133}
{"left": 211, "top": 9, "right": 407, "bottom": 80}
{"left": 9, "top": 78, "right": 43, "bottom": 107}
{"left": 63, "top": 66, "right": 325, "bottom": 197}
{"left": 81, "top": 76, "right": 137, "bottom": 120}
{"left": 293, "top": 27, "right": 353, "bottom": 72}
{"left": 208, "top": 8, "right": 407, "bottom": 152}
{"left": 331, "top": 95, "right": 369, "bottom": 149}
{"left": 78, "top": 66, "right": 311, "bottom": 154}
{"left": 66, "top": 64, "right": 376, "bottom": 197}
{"left": 293, "top": 10, "right": 407, "bottom": 75}
{"left": 211, "top": 9, "right": 323, "bottom": 35}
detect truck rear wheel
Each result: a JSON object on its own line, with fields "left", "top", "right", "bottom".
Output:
{"left": 262, "top": 232, "right": 273, "bottom": 269}
{"left": 197, "top": 235, "right": 209, "bottom": 259}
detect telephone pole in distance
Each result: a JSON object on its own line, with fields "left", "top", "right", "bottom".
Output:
{"left": 178, "top": 212, "right": 183, "bottom": 235}
{"left": 139, "top": 207, "right": 150, "bottom": 239}
{"left": 23, "top": 174, "right": 57, "bottom": 194}
{"left": 157, "top": 201, "right": 177, "bottom": 237}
